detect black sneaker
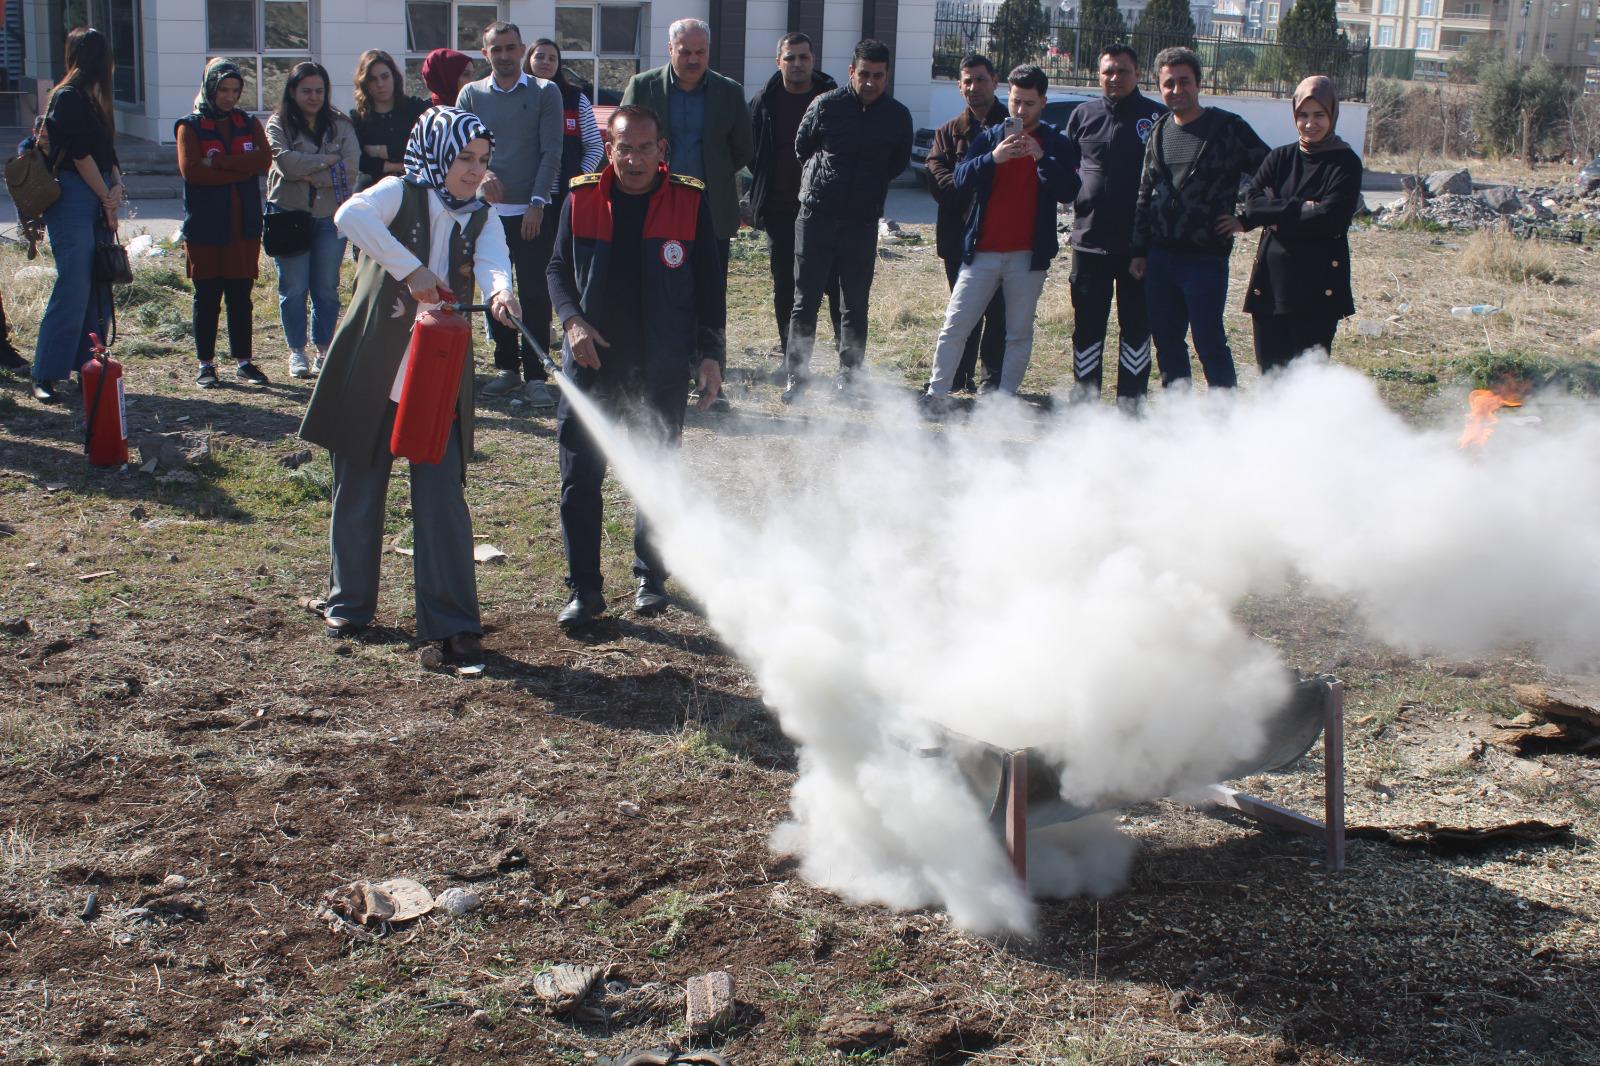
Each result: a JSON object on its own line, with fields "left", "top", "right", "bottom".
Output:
{"left": 235, "top": 361, "right": 270, "bottom": 385}
{"left": 196, "top": 363, "right": 219, "bottom": 389}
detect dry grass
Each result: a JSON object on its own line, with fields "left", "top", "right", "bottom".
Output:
{"left": 1459, "top": 229, "right": 1562, "bottom": 285}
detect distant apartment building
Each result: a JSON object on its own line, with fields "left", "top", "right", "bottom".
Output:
{"left": 1208, "top": 0, "right": 1290, "bottom": 39}
{"left": 1336, "top": 0, "right": 1600, "bottom": 80}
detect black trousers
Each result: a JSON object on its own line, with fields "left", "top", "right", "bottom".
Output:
{"left": 1069, "top": 250, "right": 1150, "bottom": 398}
{"left": 1252, "top": 313, "right": 1339, "bottom": 373}
{"left": 766, "top": 211, "right": 840, "bottom": 355}
{"left": 491, "top": 212, "right": 554, "bottom": 381}
{"left": 787, "top": 212, "right": 878, "bottom": 375}
{"left": 942, "top": 253, "right": 1005, "bottom": 392}
{"left": 193, "top": 277, "right": 254, "bottom": 364}
{"left": 557, "top": 370, "right": 686, "bottom": 593}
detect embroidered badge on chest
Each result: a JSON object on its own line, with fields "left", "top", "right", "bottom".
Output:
{"left": 660, "top": 240, "right": 685, "bottom": 268}
{"left": 1136, "top": 117, "right": 1155, "bottom": 143}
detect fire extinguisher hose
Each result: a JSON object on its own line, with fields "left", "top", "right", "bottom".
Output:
{"left": 449, "top": 303, "right": 563, "bottom": 381}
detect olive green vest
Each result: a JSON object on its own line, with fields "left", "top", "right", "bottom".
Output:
{"left": 299, "top": 181, "right": 488, "bottom": 479}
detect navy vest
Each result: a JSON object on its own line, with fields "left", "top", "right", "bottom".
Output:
{"left": 176, "top": 111, "right": 264, "bottom": 245}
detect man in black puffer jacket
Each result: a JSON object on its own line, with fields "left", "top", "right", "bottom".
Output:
{"left": 783, "top": 38, "right": 913, "bottom": 403}
{"left": 1063, "top": 43, "right": 1165, "bottom": 409}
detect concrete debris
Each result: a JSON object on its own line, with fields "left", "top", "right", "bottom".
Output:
{"left": 685, "top": 970, "right": 737, "bottom": 1034}
{"left": 1425, "top": 167, "right": 1473, "bottom": 196}
{"left": 818, "top": 1011, "right": 896, "bottom": 1053}
{"left": 436, "top": 886, "right": 481, "bottom": 916}
{"left": 136, "top": 431, "right": 211, "bottom": 472}
{"left": 532, "top": 963, "right": 606, "bottom": 1014}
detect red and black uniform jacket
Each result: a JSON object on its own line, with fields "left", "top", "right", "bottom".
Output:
{"left": 175, "top": 110, "right": 264, "bottom": 244}
{"left": 547, "top": 164, "right": 726, "bottom": 393}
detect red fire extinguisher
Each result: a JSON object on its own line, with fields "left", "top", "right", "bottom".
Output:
{"left": 81, "top": 331, "right": 129, "bottom": 468}
{"left": 390, "top": 296, "right": 472, "bottom": 465}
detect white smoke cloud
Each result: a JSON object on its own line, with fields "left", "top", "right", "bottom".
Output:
{"left": 559, "top": 358, "right": 1600, "bottom": 935}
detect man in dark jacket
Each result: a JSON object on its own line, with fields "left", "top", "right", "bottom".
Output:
{"left": 783, "top": 38, "right": 913, "bottom": 403}
{"left": 748, "top": 32, "right": 840, "bottom": 360}
{"left": 923, "top": 65, "right": 1080, "bottom": 404}
{"left": 1130, "top": 47, "right": 1268, "bottom": 391}
{"left": 1063, "top": 43, "right": 1165, "bottom": 409}
{"left": 546, "top": 106, "right": 726, "bottom": 628}
{"left": 926, "top": 53, "right": 1008, "bottom": 395}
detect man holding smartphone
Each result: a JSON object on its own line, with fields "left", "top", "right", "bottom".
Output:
{"left": 923, "top": 65, "right": 1080, "bottom": 406}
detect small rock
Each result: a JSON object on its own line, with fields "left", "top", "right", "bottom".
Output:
{"left": 161, "top": 874, "right": 189, "bottom": 892}
{"left": 418, "top": 645, "right": 446, "bottom": 670}
{"left": 533, "top": 963, "right": 604, "bottom": 1014}
{"left": 1480, "top": 186, "right": 1521, "bottom": 214}
{"left": 1169, "top": 988, "right": 1201, "bottom": 1013}
{"left": 1461, "top": 738, "right": 1488, "bottom": 761}
{"left": 136, "top": 431, "right": 211, "bottom": 472}
{"left": 81, "top": 893, "right": 99, "bottom": 921}
{"left": 436, "top": 887, "right": 481, "bottom": 916}
{"left": 818, "top": 1011, "right": 895, "bottom": 1053}
{"left": 468, "top": 1008, "right": 492, "bottom": 1029}
{"left": 2, "top": 618, "right": 30, "bottom": 637}
{"left": 685, "top": 970, "right": 737, "bottom": 1035}
{"left": 278, "top": 448, "right": 313, "bottom": 470}
{"left": 129, "top": 505, "right": 147, "bottom": 521}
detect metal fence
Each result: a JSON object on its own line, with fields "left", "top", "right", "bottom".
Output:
{"left": 932, "top": 3, "right": 1371, "bottom": 102}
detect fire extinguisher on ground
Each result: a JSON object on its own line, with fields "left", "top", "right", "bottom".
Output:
{"left": 81, "top": 331, "right": 129, "bottom": 468}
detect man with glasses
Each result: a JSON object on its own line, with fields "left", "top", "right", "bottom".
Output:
{"left": 546, "top": 106, "right": 725, "bottom": 629}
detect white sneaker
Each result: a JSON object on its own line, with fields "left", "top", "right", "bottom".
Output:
{"left": 310, "top": 347, "right": 326, "bottom": 376}
{"left": 288, "top": 348, "right": 311, "bottom": 379}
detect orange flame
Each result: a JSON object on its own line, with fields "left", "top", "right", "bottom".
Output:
{"left": 1458, "top": 388, "right": 1523, "bottom": 449}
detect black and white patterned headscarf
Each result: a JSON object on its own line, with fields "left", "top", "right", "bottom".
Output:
{"left": 403, "top": 106, "right": 493, "bottom": 212}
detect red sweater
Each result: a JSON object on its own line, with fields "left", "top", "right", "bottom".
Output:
{"left": 976, "top": 128, "right": 1041, "bottom": 254}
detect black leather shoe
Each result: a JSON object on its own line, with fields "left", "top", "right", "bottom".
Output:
{"left": 780, "top": 374, "right": 807, "bottom": 405}
{"left": 30, "top": 379, "right": 58, "bottom": 403}
{"left": 557, "top": 589, "right": 606, "bottom": 629}
{"left": 634, "top": 577, "right": 669, "bottom": 616}
{"left": 444, "top": 632, "right": 484, "bottom": 667}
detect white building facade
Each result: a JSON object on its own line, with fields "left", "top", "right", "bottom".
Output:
{"left": 15, "top": 0, "right": 942, "bottom": 144}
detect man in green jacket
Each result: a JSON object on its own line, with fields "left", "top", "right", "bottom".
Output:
{"left": 620, "top": 17, "right": 754, "bottom": 268}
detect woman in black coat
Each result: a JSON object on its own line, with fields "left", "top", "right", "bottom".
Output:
{"left": 1240, "top": 76, "right": 1363, "bottom": 372}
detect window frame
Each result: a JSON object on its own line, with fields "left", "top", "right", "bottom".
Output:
{"left": 401, "top": 1, "right": 504, "bottom": 101}
{"left": 552, "top": 2, "right": 650, "bottom": 105}
{"left": 207, "top": 0, "right": 315, "bottom": 114}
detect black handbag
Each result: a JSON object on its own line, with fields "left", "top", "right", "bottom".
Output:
{"left": 262, "top": 208, "right": 313, "bottom": 257}
{"left": 93, "top": 233, "right": 133, "bottom": 286}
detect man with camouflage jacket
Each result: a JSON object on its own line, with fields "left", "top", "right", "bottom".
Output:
{"left": 1130, "top": 46, "right": 1268, "bottom": 391}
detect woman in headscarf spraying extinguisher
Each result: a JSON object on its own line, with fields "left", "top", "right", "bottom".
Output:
{"left": 298, "top": 108, "right": 521, "bottom": 670}
{"left": 176, "top": 58, "right": 272, "bottom": 389}
{"left": 1239, "top": 75, "right": 1363, "bottom": 373}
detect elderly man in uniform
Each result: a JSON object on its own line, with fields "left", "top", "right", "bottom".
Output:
{"left": 546, "top": 105, "right": 726, "bottom": 629}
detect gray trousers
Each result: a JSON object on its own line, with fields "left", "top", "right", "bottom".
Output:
{"left": 326, "top": 405, "right": 480, "bottom": 642}
{"left": 926, "top": 251, "right": 1048, "bottom": 396}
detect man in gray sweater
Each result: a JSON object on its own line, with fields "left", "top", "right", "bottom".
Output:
{"left": 457, "top": 21, "right": 563, "bottom": 408}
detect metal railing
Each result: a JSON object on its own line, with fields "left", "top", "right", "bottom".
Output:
{"left": 934, "top": 2, "right": 1372, "bottom": 101}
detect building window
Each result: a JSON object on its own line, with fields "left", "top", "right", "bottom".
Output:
{"left": 207, "top": 0, "right": 313, "bottom": 112}
{"left": 1378, "top": 23, "right": 1395, "bottom": 43}
{"left": 553, "top": 5, "right": 647, "bottom": 105}
{"left": 53, "top": 0, "right": 143, "bottom": 106}
{"left": 403, "top": 2, "right": 503, "bottom": 98}
{"left": 1516, "top": 30, "right": 1526, "bottom": 48}
{"left": 1379, "top": 0, "right": 1397, "bottom": 12}
{"left": 1420, "top": 0, "right": 1436, "bottom": 14}
{"left": 1267, "top": 2, "right": 1280, "bottom": 19}
{"left": 1545, "top": 31, "right": 1557, "bottom": 48}
{"left": 1418, "top": 25, "right": 1435, "bottom": 47}
{"left": 1583, "top": 2, "right": 1592, "bottom": 16}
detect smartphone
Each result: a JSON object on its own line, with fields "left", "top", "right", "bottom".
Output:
{"left": 1002, "top": 116, "right": 1023, "bottom": 138}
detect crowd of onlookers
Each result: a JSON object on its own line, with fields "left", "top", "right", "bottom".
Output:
{"left": 7, "top": 18, "right": 1361, "bottom": 656}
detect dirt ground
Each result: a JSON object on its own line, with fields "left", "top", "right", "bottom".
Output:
{"left": 2, "top": 218, "right": 1599, "bottom": 1065}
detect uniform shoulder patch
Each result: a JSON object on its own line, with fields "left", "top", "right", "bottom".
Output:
{"left": 668, "top": 173, "right": 705, "bottom": 190}
{"left": 569, "top": 172, "right": 602, "bottom": 189}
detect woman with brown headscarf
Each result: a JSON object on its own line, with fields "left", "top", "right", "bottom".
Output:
{"left": 1240, "top": 75, "right": 1363, "bottom": 372}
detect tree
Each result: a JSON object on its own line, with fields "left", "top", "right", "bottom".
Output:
{"left": 1474, "top": 57, "right": 1577, "bottom": 162}
{"left": 1275, "top": 0, "right": 1349, "bottom": 87}
{"left": 1134, "top": 0, "right": 1196, "bottom": 64}
{"left": 1057, "top": 0, "right": 1127, "bottom": 72}
{"left": 990, "top": 0, "right": 1052, "bottom": 78}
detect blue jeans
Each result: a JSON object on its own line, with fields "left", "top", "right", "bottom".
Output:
{"left": 1144, "top": 245, "right": 1236, "bottom": 389}
{"left": 271, "top": 212, "right": 344, "bottom": 350}
{"left": 33, "top": 171, "right": 112, "bottom": 383}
